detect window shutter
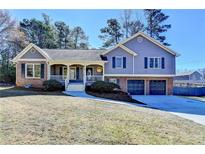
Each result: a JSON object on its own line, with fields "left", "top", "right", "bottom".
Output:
{"left": 144, "top": 57, "right": 148, "bottom": 69}
{"left": 161, "top": 57, "right": 165, "bottom": 69}
{"left": 41, "top": 64, "right": 45, "bottom": 79}
{"left": 21, "top": 63, "right": 25, "bottom": 78}
{"left": 112, "top": 57, "right": 116, "bottom": 68}
{"left": 123, "top": 57, "right": 126, "bottom": 68}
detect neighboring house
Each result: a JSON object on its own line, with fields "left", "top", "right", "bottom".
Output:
{"left": 12, "top": 32, "right": 179, "bottom": 95}
{"left": 174, "top": 71, "right": 203, "bottom": 81}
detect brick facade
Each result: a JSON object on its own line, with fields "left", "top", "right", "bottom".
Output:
{"left": 16, "top": 61, "right": 48, "bottom": 88}
{"left": 105, "top": 76, "right": 173, "bottom": 95}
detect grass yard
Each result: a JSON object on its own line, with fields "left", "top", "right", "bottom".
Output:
{"left": 0, "top": 86, "right": 205, "bottom": 144}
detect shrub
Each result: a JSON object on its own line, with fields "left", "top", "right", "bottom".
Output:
{"left": 42, "top": 80, "right": 63, "bottom": 91}
{"left": 89, "top": 81, "right": 120, "bottom": 93}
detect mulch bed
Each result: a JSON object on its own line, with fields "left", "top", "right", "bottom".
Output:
{"left": 86, "top": 91, "right": 145, "bottom": 105}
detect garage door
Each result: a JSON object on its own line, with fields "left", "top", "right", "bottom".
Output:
{"left": 127, "top": 80, "right": 144, "bottom": 95}
{"left": 150, "top": 80, "right": 166, "bottom": 95}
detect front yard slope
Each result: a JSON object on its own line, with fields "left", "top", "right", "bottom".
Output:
{"left": 0, "top": 87, "right": 204, "bottom": 144}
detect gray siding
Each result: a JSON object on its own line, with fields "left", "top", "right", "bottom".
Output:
{"left": 104, "top": 47, "right": 133, "bottom": 74}
{"left": 104, "top": 36, "right": 176, "bottom": 75}
{"left": 21, "top": 48, "right": 46, "bottom": 59}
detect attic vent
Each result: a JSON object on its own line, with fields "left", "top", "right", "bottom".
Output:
{"left": 137, "top": 36, "right": 143, "bottom": 43}
{"left": 30, "top": 48, "right": 36, "bottom": 54}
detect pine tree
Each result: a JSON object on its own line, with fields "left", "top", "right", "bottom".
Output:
{"left": 71, "top": 26, "right": 89, "bottom": 49}
{"left": 144, "top": 9, "right": 171, "bottom": 46}
{"left": 99, "top": 19, "right": 123, "bottom": 47}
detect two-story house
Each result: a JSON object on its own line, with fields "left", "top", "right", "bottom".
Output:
{"left": 12, "top": 32, "right": 179, "bottom": 95}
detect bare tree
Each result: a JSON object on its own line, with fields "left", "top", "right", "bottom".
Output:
{"left": 121, "top": 10, "right": 145, "bottom": 38}
{"left": 0, "top": 10, "right": 15, "bottom": 44}
{"left": 121, "top": 10, "right": 132, "bottom": 38}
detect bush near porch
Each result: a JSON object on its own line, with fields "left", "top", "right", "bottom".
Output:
{"left": 42, "top": 80, "right": 63, "bottom": 91}
{"left": 86, "top": 81, "right": 144, "bottom": 104}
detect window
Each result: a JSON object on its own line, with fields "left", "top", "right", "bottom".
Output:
{"left": 148, "top": 57, "right": 161, "bottom": 69}
{"left": 26, "top": 64, "right": 41, "bottom": 78}
{"left": 109, "top": 78, "right": 120, "bottom": 85}
{"left": 116, "top": 56, "right": 123, "bottom": 68}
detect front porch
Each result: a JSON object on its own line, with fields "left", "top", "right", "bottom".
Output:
{"left": 49, "top": 63, "right": 104, "bottom": 91}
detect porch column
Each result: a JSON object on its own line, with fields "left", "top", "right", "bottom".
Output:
{"left": 102, "top": 64, "right": 105, "bottom": 81}
{"left": 66, "top": 64, "right": 70, "bottom": 82}
{"left": 47, "top": 62, "right": 50, "bottom": 80}
{"left": 83, "top": 65, "right": 87, "bottom": 86}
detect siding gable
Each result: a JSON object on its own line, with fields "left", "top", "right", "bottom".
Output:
{"left": 20, "top": 47, "right": 46, "bottom": 59}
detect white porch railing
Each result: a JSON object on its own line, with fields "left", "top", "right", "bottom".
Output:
{"left": 51, "top": 75, "right": 103, "bottom": 82}
{"left": 50, "top": 75, "right": 67, "bottom": 81}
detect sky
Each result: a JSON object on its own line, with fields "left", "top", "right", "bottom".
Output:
{"left": 9, "top": 9, "right": 205, "bottom": 71}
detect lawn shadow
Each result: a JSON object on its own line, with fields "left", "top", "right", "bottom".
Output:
{"left": 0, "top": 86, "right": 64, "bottom": 98}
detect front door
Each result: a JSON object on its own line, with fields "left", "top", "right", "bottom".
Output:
{"left": 62, "top": 66, "right": 67, "bottom": 80}
{"left": 70, "top": 67, "right": 76, "bottom": 80}
{"left": 86, "top": 68, "right": 93, "bottom": 81}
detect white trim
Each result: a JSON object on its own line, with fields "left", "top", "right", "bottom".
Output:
{"left": 47, "top": 62, "right": 50, "bottom": 80}
{"left": 49, "top": 60, "right": 107, "bottom": 65}
{"left": 144, "top": 79, "right": 147, "bottom": 95}
{"left": 104, "top": 74, "right": 175, "bottom": 77}
{"left": 83, "top": 65, "right": 87, "bottom": 87}
{"left": 18, "top": 59, "right": 47, "bottom": 62}
{"left": 12, "top": 43, "right": 51, "bottom": 62}
{"left": 102, "top": 44, "right": 137, "bottom": 56}
{"left": 25, "top": 63, "right": 41, "bottom": 79}
{"left": 132, "top": 55, "right": 134, "bottom": 74}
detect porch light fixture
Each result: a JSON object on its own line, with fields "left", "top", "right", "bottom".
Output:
{"left": 96, "top": 67, "right": 102, "bottom": 73}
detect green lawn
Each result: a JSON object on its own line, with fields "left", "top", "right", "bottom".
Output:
{"left": 0, "top": 86, "right": 205, "bottom": 144}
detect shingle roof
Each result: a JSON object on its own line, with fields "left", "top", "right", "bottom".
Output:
{"left": 43, "top": 49, "right": 106, "bottom": 61}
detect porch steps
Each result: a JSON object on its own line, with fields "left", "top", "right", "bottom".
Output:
{"left": 66, "top": 83, "right": 85, "bottom": 91}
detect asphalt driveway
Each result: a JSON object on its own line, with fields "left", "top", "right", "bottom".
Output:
{"left": 132, "top": 95, "right": 205, "bottom": 125}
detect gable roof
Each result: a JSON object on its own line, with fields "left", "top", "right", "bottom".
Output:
{"left": 12, "top": 43, "right": 51, "bottom": 62}
{"left": 102, "top": 44, "right": 138, "bottom": 56}
{"left": 102, "top": 32, "right": 180, "bottom": 57}
{"left": 43, "top": 49, "right": 105, "bottom": 61}
{"left": 12, "top": 43, "right": 106, "bottom": 62}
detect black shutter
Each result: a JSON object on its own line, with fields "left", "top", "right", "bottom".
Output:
{"left": 21, "top": 63, "right": 25, "bottom": 78}
{"left": 41, "top": 64, "right": 44, "bottom": 79}
{"left": 123, "top": 57, "right": 126, "bottom": 68}
{"left": 76, "top": 67, "right": 79, "bottom": 80}
{"left": 144, "top": 57, "right": 148, "bottom": 69}
{"left": 161, "top": 57, "right": 165, "bottom": 69}
{"left": 59, "top": 67, "right": 63, "bottom": 75}
{"left": 112, "top": 57, "right": 116, "bottom": 68}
